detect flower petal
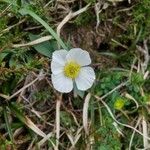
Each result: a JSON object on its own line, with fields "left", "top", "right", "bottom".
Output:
{"left": 51, "top": 50, "right": 67, "bottom": 74}
{"left": 51, "top": 61, "right": 64, "bottom": 74}
{"left": 51, "top": 73, "right": 73, "bottom": 93}
{"left": 52, "top": 49, "right": 68, "bottom": 65}
{"left": 75, "top": 67, "right": 95, "bottom": 91}
{"left": 66, "top": 48, "right": 91, "bottom": 66}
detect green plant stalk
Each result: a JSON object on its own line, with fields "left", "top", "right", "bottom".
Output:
{"left": 2, "top": 0, "right": 18, "bottom": 6}
{"left": 9, "top": 103, "right": 26, "bottom": 123}
{"left": 3, "top": 107, "right": 14, "bottom": 142}
{"left": 19, "top": 8, "right": 68, "bottom": 50}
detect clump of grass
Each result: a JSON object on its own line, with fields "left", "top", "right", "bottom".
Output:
{"left": 132, "top": 0, "right": 150, "bottom": 39}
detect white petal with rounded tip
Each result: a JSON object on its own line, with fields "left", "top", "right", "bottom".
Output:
{"left": 66, "top": 48, "right": 91, "bottom": 66}
{"left": 51, "top": 73, "right": 73, "bottom": 93}
{"left": 75, "top": 67, "right": 95, "bottom": 91}
{"left": 51, "top": 61, "right": 64, "bottom": 74}
{"left": 52, "top": 49, "right": 68, "bottom": 65}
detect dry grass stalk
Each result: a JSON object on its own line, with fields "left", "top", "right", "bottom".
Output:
{"left": 142, "top": 116, "right": 149, "bottom": 149}
{"left": 25, "top": 116, "right": 47, "bottom": 138}
{"left": 0, "top": 70, "right": 46, "bottom": 101}
{"left": 55, "top": 94, "right": 62, "bottom": 150}
{"left": 57, "top": 4, "right": 90, "bottom": 38}
{"left": 83, "top": 93, "right": 91, "bottom": 135}
{"left": 129, "top": 117, "right": 142, "bottom": 150}
{"left": 12, "top": 35, "right": 52, "bottom": 48}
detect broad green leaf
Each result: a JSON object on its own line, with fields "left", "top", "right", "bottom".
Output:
{"left": 29, "top": 34, "right": 56, "bottom": 57}
{"left": 0, "top": 52, "right": 9, "bottom": 64}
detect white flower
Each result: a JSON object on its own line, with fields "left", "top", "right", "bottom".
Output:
{"left": 51, "top": 48, "right": 95, "bottom": 93}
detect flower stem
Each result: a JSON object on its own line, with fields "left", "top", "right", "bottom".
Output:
{"left": 56, "top": 94, "right": 62, "bottom": 149}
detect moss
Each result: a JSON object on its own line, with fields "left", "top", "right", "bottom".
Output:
{"left": 131, "top": 0, "right": 150, "bottom": 40}
{"left": 74, "top": 11, "right": 95, "bottom": 26}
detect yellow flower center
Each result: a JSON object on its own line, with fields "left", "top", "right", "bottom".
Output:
{"left": 64, "top": 61, "right": 81, "bottom": 79}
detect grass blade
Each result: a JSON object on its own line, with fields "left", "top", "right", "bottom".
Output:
{"left": 9, "top": 103, "right": 46, "bottom": 138}
{"left": 3, "top": 107, "right": 14, "bottom": 142}
{"left": 19, "top": 8, "right": 68, "bottom": 50}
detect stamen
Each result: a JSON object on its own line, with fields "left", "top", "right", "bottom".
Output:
{"left": 64, "top": 61, "right": 81, "bottom": 79}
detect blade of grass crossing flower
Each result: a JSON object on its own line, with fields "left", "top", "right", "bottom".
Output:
{"left": 3, "top": 107, "right": 14, "bottom": 142}
{"left": 19, "top": 8, "right": 68, "bottom": 50}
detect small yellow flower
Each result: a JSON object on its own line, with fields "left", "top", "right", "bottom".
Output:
{"left": 114, "top": 98, "right": 125, "bottom": 110}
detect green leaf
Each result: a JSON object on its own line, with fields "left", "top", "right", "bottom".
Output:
{"left": 0, "top": 52, "right": 9, "bottom": 64}
{"left": 73, "top": 83, "right": 85, "bottom": 98}
{"left": 17, "top": 0, "right": 22, "bottom": 6}
{"left": 29, "top": 34, "right": 56, "bottom": 57}
{"left": 9, "top": 103, "right": 28, "bottom": 125}
{"left": 9, "top": 56, "right": 16, "bottom": 68}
